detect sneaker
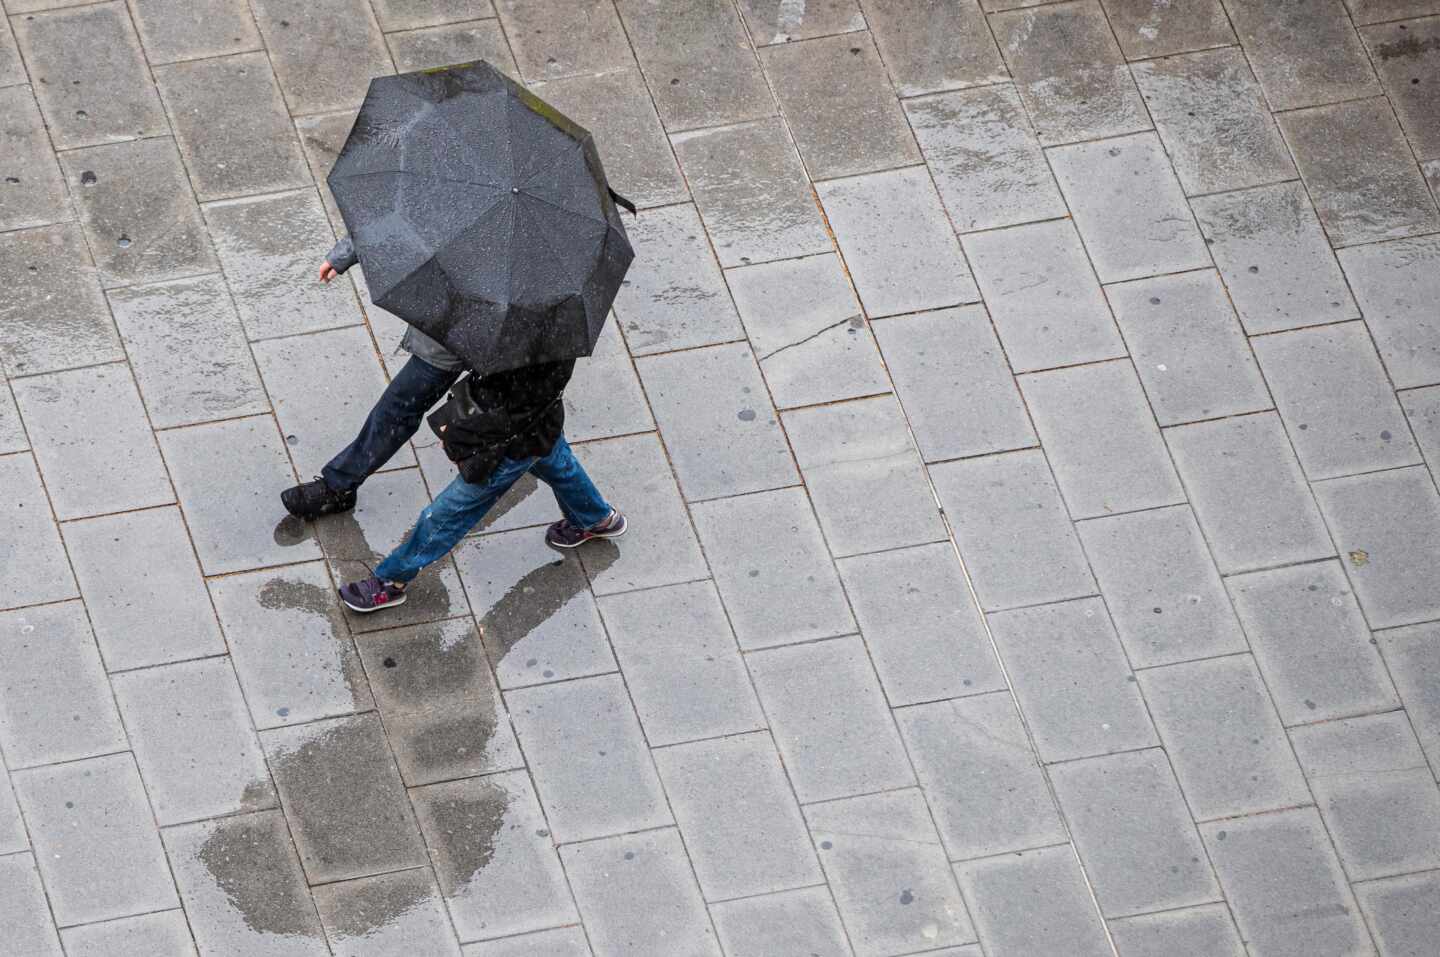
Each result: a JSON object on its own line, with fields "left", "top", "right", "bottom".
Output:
{"left": 281, "top": 478, "right": 357, "bottom": 520}
{"left": 545, "top": 510, "right": 627, "bottom": 549}
{"left": 338, "top": 576, "right": 407, "bottom": 613}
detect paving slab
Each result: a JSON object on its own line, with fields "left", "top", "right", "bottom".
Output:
{"left": 1200, "top": 808, "right": 1370, "bottom": 957}
{"left": 1225, "top": 0, "right": 1381, "bottom": 110}
{"left": 312, "top": 868, "right": 461, "bottom": 956}
{"left": 0, "top": 854, "right": 63, "bottom": 957}
{"left": 0, "top": 769, "right": 24, "bottom": 854}
{"left": 865, "top": 0, "right": 1007, "bottom": 95}
{"left": 1101, "top": 0, "right": 1233, "bottom": 59}
{"left": 1378, "top": 622, "right": 1440, "bottom": 773}
{"left": 0, "top": 86, "right": 70, "bottom": 232}
{"left": 293, "top": 108, "right": 358, "bottom": 231}
{"left": 410, "top": 771, "right": 577, "bottom": 943}
{"left": 895, "top": 693, "right": 1065, "bottom": 861}
{"left": 15, "top": 753, "right": 179, "bottom": 925}
{"left": 370, "top": 0, "right": 493, "bottom": 30}
{"left": 690, "top": 486, "right": 855, "bottom": 650}
{"left": 817, "top": 166, "right": 979, "bottom": 317}
{"left": 1404, "top": 385, "right": 1440, "bottom": 471}
{"left": 725, "top": 253, "right": 890, "bottom": 409}
{"left": 0, "top": 14, "right": 24, "bottom": 88}
{"left": 1107, "top": 903, "right": 1244, "bottom": 957}
{"left": 61, "top": 910, "right": 198, "bottom": 957}
{"left": 747, "top": 635, "right": 915, "bottom": 802}
{"left": 1318, "top": 466, "right": 1440, "bottom": 629}
{"left": 1354, "top": 870, "right": 1440, "bottom": 957}
{"left": 492, "top": 0, "right": 633, "bottom": 81}
{"left": 386, "top": 18, "right": 516, "bottom": 74}
{"left": 930, "top": 449, "right": 1097, "bottom": 611}
{"left": 1279, "top": 97, "right": 1440, "bottom": 246}
{"left": 1362, "top": 18, "right": 1440, "bottom": 160}
{"left": 462, "top": 927, "right": 592, "bottom": 957}
{"left": 0, "top": 454, "right": 78, "bottom": 609}
{"left": 709, "top": 886, "right": 851, "bottom": 957}
{"left": 781, "top": 394, "right": 946, "bottom": 557}
{"left": 955, "top": 845, "right": 1112, "bottom": 957}
{"left": 1344, "top": 0, "right": 1440, "bottom": 22}
{"left": 1338, "top": 235, "right": 1440, "bottom": 390}
{"left": 128, "top": 0, "right": 262, "bottom": 64}
{"left": 872, "top": 305, "right": 1036, "bottom": 461}
{"left": 250, "top": 0, "right": 394, "bottom": 115}
{"left": 653, "top": 732, "right": 822, "bottom": 902}
{"left": 737, "top": 0, "right": 864, "bottom": 43}
{"left": 0, "top": 385, "right": 25, "bottom": 454}
{"left": 961, "top": 219, "right": 1126, "bottom": 373}
{"left": 0, "top": 223, "right": 123, "bottom": 376}
{"left": 563, "top": 325, "right": 652, "bottom": 442}
{"left": 807, "top": 788, "right": 975, "bottom": 955}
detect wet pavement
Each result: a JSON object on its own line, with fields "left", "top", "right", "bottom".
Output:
{"left": 2, "top": 0, "right": 1439, "bottom": 954}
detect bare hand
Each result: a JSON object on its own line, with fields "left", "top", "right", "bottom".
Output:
{"left": 319, "top": 261, "right": 338, "bottom": 283}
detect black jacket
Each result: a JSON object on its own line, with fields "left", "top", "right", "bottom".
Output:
{"left": 427, "top": 360, "right": 574, "bottom": 484}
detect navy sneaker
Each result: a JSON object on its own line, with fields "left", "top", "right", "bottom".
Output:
{"left": 338, "top": 576, "right": 408, "bottom": 613}
{"left": 545, "top": 510, "right": 627, "bottom": 549}
{"left": 281, "top": 477, "right": 357, "bottom": 520}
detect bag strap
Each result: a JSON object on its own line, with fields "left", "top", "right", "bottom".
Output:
{"left": 608, "top": 187, "right": 637, "bottom": 216}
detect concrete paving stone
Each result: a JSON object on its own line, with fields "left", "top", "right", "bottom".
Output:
{"left": 561, "top": 828, "right": 722, "bottom": 957}
{"left": 411, "top": 772, "right": 576, "bottom": 942}
{"left": 0, "top": 601, "right": 123, "bottom": 769}
{"left": 13, "top": 363, "right": 173, "bottom": 520}
{"left": 1313, "top": 466, "right": 1440, "bottom": 629}
{"left": 1107, "top": 903, "right": 1244, "bottom": 957}
{"left": 370, "top": 0, "right": 493, "bottom": 30}
{"left": 493, "top": 0, "right": 633, "bottom": 81}
{"left": 1048, "top": 132, "right": 1211, "bottom": 283}
{"left": 294, "top": 108, "right": 357, "bottom": 231}
{"left": 1379, "top": 622, "right": 1440, "bottom": 772}
{"left": 1131, "top": 48, "right": 1295, "bottom": 196}
{"left": 1403, "top": 386, "right": 1440, "bottom": 471}
{"left": 838, "top": 543, "right": 1005, "bottom": 705}
{"left": 531, "top": 68, "right": 686, "bottom": 208}
{"left": 0, "top": 87, "right": 69, "bottom": 232}
{"left": 11, "top": 3, "right": 168, "bottom": 150}
{"left": 1105, "top": 270, "right": 1271, "bottom": 425}
{"left": 0, "top": 455, "right": 77, "bottom": 609}
{"left": 0, "top": 769, "right": 24, "bottom": 853}
{"left": 817, "top": 166, "right": 979, "bottom": 317}
{"left": 904, "top": 85, "right": 1064, "bottom": 233}
{"left": 1191, "top": 182, "right": 1358, "bottom": 336}
{"left": 461, "top": 927, "right": 591, "bottom": 957}
{"left": 961, "top": 219, "right": 1126, "bottom": 373}
{"left": 986, "top": 597, "right": 1157, "bottom": 761}
{"left": 807, "top": 789, "right": 975, "bottom": 955}
{"left": 598, "top": 581, "right": 765, "bottom": 746}
{"left": 250, "top": 0, "right": 394, "bottom": 115}
{"left": 930, "top": 449, "right": 1097, "bottom": 611}
{"left": 709, "top": 886, "right": 850, "bottom": 957}
{"left": 610, "top": 203, "right": 744, "bottom": 355}
{"left": 60, "top": 910, "right": 197, "bottom": 957}
{"left": 616, "top": 0, "right": 772, "bottom": 131}
{"left": 1363, "top": 19, "right": 1440, "bottom": 161}
{"left": 653, "top": 732, "right": 822, "bottom": 901}
{"left": 1428, "top": 157, "right": 1440, "bottom": 200}
{"left": 1254, "top": 321, "right": 1420, "bottom": 479}
{"left": 260, "top": 712, "right": 427, "bottom": 883}
{"left": 672, "top": 119, "right": 828, "bottom": 267}
{"left": 352, "top": 618, "right": 521, "bottom": 785}
{"left": 690, "top": 486, "right": 854, "bottom": 650}
{"left": 312, "top": 868, "right": 461, "bottom": 956}
{"left": 1100, "top": 0, "right": 1234, "bottom": 59}
{"left": 163, "top": 810, "right": 329, "bottom": 957}
{"left": 0, "top": 385, "right": 25, "bottom": 453}
{"left": 1280, "top": 98, "right": 1440, "bottom": 246}
{"left": 1227, "top": 561, "right": 1398, "bottom": 725}
{"left": 158, "top": 416, "right": 324, "bottom": 574}
{"left": 738, "top": 0, "right": 864, "bottom": 44}
{"left": 1201, "top": 808, "right": 1369, "bottom": 957}
{"left": 112, "top": 658, "right": 276, "bottom": 825}
{"left": 106, "top": 275, "right": 269, "bottom": 429}
{"left": 128, "top": 0, "right": 262, "bottom": 64}
{"left": 1077, "top": 506, "right": 1247, "bottom": 668}
{"left": 1018, "top": 360, "right": 1185, "bottom": 519}
{"left": 1227, "top": 0, "right": 1381, "bottom": 110}
{"left": 895, "top": 693, "right": 1066, "bottom": 861}
{"left": 386, "top": 18, "right": 517, "bottom": 74}
{"left": 747, "top": 635, "right": 915, "bottom": 802}
{"left": 637, "top": 343, "right": 796, "bottom": 502}
{"left": 0, "top": 14, "right": 24, "bottom": 88}
{"left": 1345, "top": 0, "right": 1440, "bottom": 21}
{"left": 760, "top": 33, "right": 922, "bottom": 180}
{"left": 563, "top": 323, "right": 652, "bottom": 442}
{"left": 4, "top": 0, "right": 97, "bottom": 11}
{"left": 454, "top": 527, "right": 614, "bottom": 689}
{"left": 0, "top": 223, "right": 124, "bottom": 376}
{"left": 208, "top": 561, "right": 370, "bottom": 728}
{"left": 1354, "top": 870, "right": 1440, "bottom": 957}
{"left": 0, "top": 854, "right": 63, "bottom": 957}
{"left": 58, "top": 138, "right": 217, "bottom": 288}
{"left": 1050, "top": 749, "right": 1220, "bottom": 917}
{"left": 154, "top": 53, "right": 310, "bottom": 202}
{"left": 506, "top": 673, "right": 670, "bottom": 842}
{"left": 955, "top": 845, "right": 1112, "bottom": 957}
{"left": 864, "top": 0, "right": 1007, "bottom": 95}
{"left": 1164, "top": 412, "right": 1333, "bottom": 574}
{"left": 781, "top": 395, "right": 946, "bottom": 557}
{"left": 15, "top": 753, "right": 178, "bottom": 925}
{"left": 204, "top": 188, "right": 367, "bottom": 341}
{"left": 872, "top": 306, "right": 1035, "bottom": 461}
{"left": 990, "top": 1, "right": 1150, "bottom": 145}
{"left": 1291, "top": 711, "right": 1440, "bottom": 881}
{"left": 1338, "top": 236, "right": 1440, "bottom": 390}
{"left": 725, "top": 253, "right": 890, "bottom": 410}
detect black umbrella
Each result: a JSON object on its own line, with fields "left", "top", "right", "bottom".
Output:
{"left": 328, "top": 61, "right": 635, "bottom": 375}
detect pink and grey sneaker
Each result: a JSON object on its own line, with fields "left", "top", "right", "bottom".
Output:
{"left": 338, "top": 576, "right": 408, "bottom": 613}
{"left": 545, "top": 510, "right": 627, "bottom": 549}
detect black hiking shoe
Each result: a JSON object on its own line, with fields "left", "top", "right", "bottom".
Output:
{"left": 338, "top": 576, "right": 408, "bottom": 614}
{"left": 545, "top": 510, "right": 627, "bottom": 549}
{"left": 281, "top": 478, "right": 357, "bottom": 520}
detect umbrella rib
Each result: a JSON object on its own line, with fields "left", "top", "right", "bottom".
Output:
{"left": 526, "top": 198, "right": 589, "bottom": 294}
{"left": 516, "top": 190, "right": 610, "bottom": 227}
{"left": 516, "top": 138, "right": 587, "bottom": 191}
{"left": 330, "top": 168, "right": 507, "bottom": 191}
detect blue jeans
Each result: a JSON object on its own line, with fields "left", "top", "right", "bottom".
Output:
{"left": 374, "top": 436, "right": 611, "bottom": 583}
{"left": 322, "top": 356, "right": 461, "bottom": 492}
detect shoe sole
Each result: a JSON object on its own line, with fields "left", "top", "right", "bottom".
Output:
{"left": 547, "top": 518, "right": 628, "bottom": 550}
{"left": 340, "top": 593, "right": 407, "bottom": 614}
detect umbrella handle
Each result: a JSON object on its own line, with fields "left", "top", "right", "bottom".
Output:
{"left": 608, "top": 188, "right": 637, "bottom": 217}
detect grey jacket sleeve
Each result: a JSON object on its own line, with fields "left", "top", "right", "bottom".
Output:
{"left": 325, "top": 235, "right": 358, "bottom": 273}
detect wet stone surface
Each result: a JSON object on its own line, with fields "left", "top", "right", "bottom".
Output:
{"left": 0, "top": 87, "right": 70, "bottom": 232}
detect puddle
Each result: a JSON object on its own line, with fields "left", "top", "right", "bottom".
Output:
{"left": 195, "top": 812, "right": 326, "bottom": 940}
{"left": 421, "top": 780, "right": 511, "bottom": 890}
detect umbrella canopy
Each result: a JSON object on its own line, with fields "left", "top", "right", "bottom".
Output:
{"left": 328, "top": 61, "right": 634, "bottom": 375}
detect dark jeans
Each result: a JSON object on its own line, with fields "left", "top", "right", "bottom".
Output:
{"left": 321, "top": 356, "right": 461, "bottom": 493}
